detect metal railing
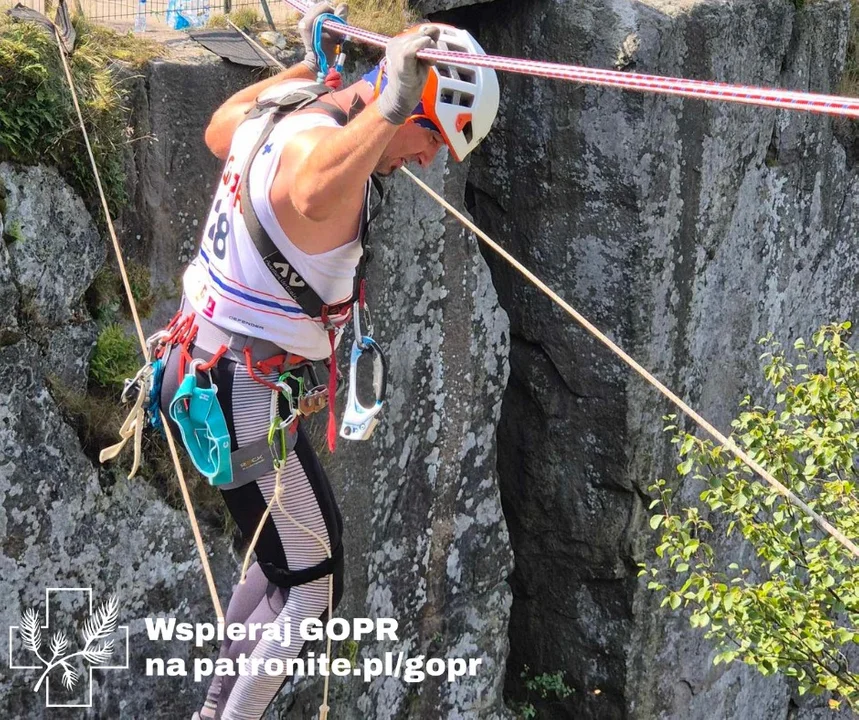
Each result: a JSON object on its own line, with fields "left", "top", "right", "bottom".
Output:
{"left": 2, "top": 0, "right": 290, "bottom": 30}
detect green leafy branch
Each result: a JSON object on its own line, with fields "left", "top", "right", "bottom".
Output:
{"left": 642, "top": 322, "right": 859, "bottom": 711}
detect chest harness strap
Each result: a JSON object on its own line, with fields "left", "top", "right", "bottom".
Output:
{"left": 238, "top": 85, "right": 385, "bottom": 451}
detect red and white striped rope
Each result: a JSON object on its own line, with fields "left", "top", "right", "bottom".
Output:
{"left": 283, "top": 0, "right": 859, "bottom": 119}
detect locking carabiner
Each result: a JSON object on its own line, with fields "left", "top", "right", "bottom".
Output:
{"left": 312, "top": 12, "right": 348, "bottom": 83}
{"left": 339, "top": 332, "right": 388, "bottom": 441}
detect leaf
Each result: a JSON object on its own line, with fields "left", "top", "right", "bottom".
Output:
{"left": 50, "top": 631, "right": 68, "bottom": 658}
{"left": 650, "top": 515, "right": 664, "bottom": 530}
{"left": 19, "top": 608, "right": 42, "bottom": 654}
{"left": 81, "top": 595, "right": 119, "bottom": 647}
{"left": 61, "top": 663, "right": 78, "bottom": 690}
{"left": 83, "top": 640, "right": 114, "bottom": 666}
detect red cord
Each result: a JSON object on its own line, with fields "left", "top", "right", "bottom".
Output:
{"left": 244, "top": 347, "right": 280, "bottom": 391}
{"left": 325, "top": 328, "right": 337, "bottom": 453}
{"left": 324, "top": 68, "right": 342, "bottom": 90}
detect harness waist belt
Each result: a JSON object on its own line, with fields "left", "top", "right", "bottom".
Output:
{"left": 189, "top": 296, "right": 299, "bottom": 364}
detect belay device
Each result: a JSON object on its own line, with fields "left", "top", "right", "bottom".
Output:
{"left": 340, "top": 300, "right": 387, "bottom": 440}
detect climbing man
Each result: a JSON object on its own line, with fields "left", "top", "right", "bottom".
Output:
{"left": 158, "top": 3, "right": 499, "bottom": 717}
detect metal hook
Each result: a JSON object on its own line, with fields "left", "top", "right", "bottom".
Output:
{"left": 352, "top": 300, "right": 374, "bottom": 350}
{"left": 339, "top": 336, "right": 388, "bottom": 441}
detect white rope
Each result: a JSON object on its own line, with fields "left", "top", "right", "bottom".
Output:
{"left": 237, "top": 393, "right": 336, "bottom": 719}
{"left": 53, "top": 27, "right": 225, "bottom": 620}
{"left": 399, "top": 166, "right": 859, "bottom": 560}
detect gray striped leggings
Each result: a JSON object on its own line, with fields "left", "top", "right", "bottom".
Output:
{"left": 161, "top": 342, "right": 344, "bottom": 720}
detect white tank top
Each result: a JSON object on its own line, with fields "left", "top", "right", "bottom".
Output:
{"left": 183, "top": 80, "right": 366, "bottom": 361}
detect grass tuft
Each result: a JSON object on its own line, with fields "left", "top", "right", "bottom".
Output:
{"left": 87, "top": 261, "right": 155, "bottom": 321}
{"left": 208, "top": 7, "right": 261, "bottom": 29}
{"left": 349, "top": 0, "right": 417, "bottom": 37}
{"left": 0, "top": 14, "right": 163, "bottom": 214}
{"left": 89, "top": 323, "right": 141, "bottom": 387}
{"left": 281, "top": 0, "right": 416, "bottom": 40}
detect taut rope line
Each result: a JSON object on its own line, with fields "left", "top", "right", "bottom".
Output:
{"left": 240, "top": 13, "right": 859, "bottom": 560}
{"left": 283, "top": 0, "right": 859, "bottom": 120}
{"left": 53, "top": 27, "right": 225, "bottom": 621}
{"left": 400, "top": 167, "right": 859, "bottom": 560}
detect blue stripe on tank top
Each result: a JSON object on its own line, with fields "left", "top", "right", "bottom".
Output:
{"left": 199, "top": 248, "right": 304, "bottom": 315}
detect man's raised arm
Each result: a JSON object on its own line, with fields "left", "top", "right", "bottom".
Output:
{"left": 204, "top": 2, "right": 348, "bottom": 159}
{"left": 281, "top": 26, "right": 441, "bottom": 222}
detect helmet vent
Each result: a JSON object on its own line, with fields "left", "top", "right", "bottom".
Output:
{"left": 438, "top": 65, "right": 453, "bottom": 78}
{"left": 458, "top": 93, "right": 474, "bottom": 108}
{"left": 444, "top": 41, "right": 469, "bottom": 54}
{"left": 458, "top": 69, "right": 475, "bottom": 84}
{"left": 462, "top": 121, "right": 473, "bottom": 143}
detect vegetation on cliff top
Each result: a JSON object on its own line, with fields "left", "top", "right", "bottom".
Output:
{"left": 0, "top": 15, "right": 161, "bottom": 215}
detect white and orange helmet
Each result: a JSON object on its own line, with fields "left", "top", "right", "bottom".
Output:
{"left": 365, "top": 25, "right": 500, "bottom": 161}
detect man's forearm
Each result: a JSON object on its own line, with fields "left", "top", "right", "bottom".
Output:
{"left": 223, "top": 63, "right": 316, "bottom": 108}
{"left": 288, "top": 103, "right": 399, "bottom": 221}
{"left": 205, "top": 63, "right": 316, "bottom": 159}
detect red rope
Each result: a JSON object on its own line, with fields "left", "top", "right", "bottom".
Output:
{"left": 283, "top": 0, "right": 859, "bottom": 119}
{"left": 321, "top": 307, "right": 338, "bottom": 454}
{"left": 244, "top": 347, "right": 281, "bottom": 391}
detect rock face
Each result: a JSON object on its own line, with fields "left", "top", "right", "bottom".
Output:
{"left": 1, "top": 44, "right": 513, "bottom": 720}
{"left": 5, "top": 0, "right": 859, "bottom": 714}
{"left": 0, "top": 163, "right": 235, "bottom": 719}
{"left": 463, "top": 0, "right": 859, "bottom": 717}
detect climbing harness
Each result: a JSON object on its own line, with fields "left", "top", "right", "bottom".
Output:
{"left": 340, "top": 300, "right": 387, "bottom": 440}
{"left": 168, "top": 359, "right": 233, "bottom": 487}
{"left": 238, "top": 83, "right": 385, "bottom": 450}
{"left": 312, "top": 12, "right": 347, "bottom": 85}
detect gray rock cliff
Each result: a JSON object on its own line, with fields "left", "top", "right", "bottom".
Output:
{"left": 4, "top": 0, "right": 859, "bottom": 715}
{"left": 462, "top": 0, "right": 859, "bottom": 717}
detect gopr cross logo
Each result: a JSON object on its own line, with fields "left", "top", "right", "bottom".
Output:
{"left": 8, "top": 587, "right": 129, "bottom": 708}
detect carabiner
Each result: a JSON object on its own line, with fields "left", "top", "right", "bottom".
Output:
{"left": 121, "top": 362, "right": 154, "bottom": 404}
{"left": 339, "top": 336, "right": 388, "bottom": 441}
{"left": 145, "top": 329, "right": 170, "bottom": 357}
{"left": 270, "top": 382, "right": 296, "bottom": 431}
{"left": 352, "top": 299, "right": 374, "bottom": 350}
{"left": 312, "top": 12, "right": 348, "bottom": 82}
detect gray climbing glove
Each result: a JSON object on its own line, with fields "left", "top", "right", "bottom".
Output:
{"left": 299, "top": 1, "right": 348, "bottom": 74}
{"left": 376, "top": 25, "right": 440, "bottom": 125}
